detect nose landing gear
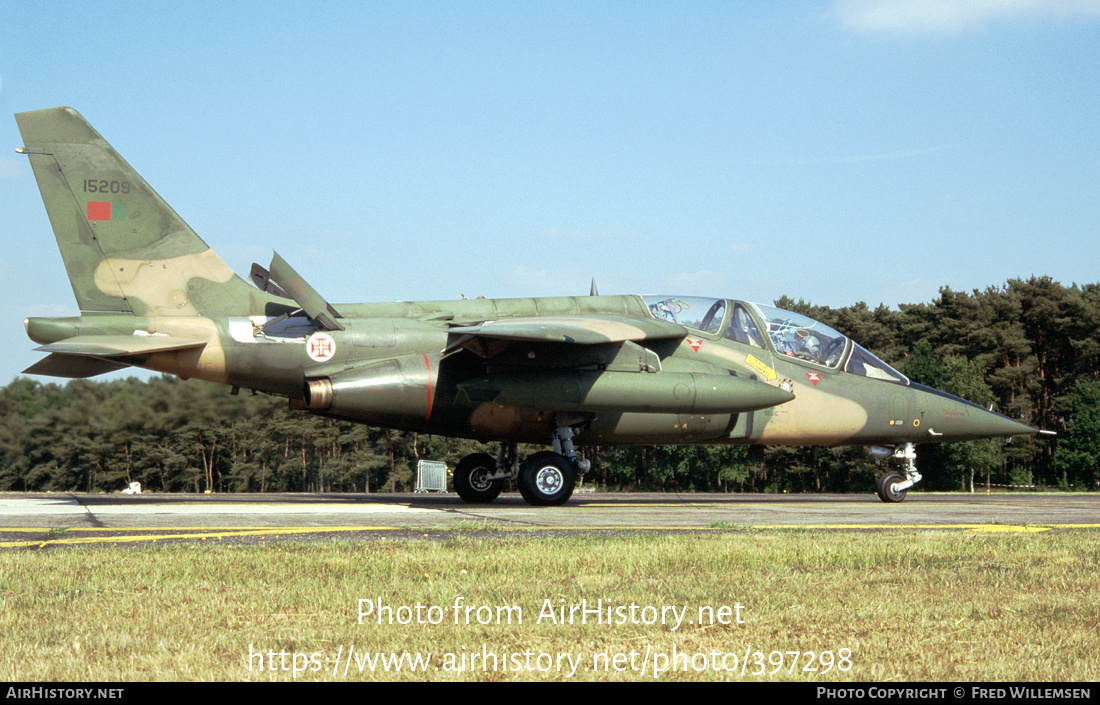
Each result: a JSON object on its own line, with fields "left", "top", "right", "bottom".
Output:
{"left": 874, "top": 443, "right": 923, "bottom": 503}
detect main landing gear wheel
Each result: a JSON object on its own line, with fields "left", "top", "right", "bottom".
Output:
{"left": 876, "top": 472, "right": 907, "bottom": 503}
{"left": 518, "top": 451, "right": 576, "bottom": 506}
{"left": 453, "top": 453, "right": 503, "bottom": 503}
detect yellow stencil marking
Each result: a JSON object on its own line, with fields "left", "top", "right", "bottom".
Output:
{"left": 746, "top": 354, "right": 777, "bottom": 381}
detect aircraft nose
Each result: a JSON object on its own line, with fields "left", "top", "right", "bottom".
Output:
{"left": 911, "top": 383, "right": 1038, "bottom": 441}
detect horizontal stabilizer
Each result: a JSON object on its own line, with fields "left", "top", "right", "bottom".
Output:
{"left": 35, "top": 335, "right": 206, "bottom": 357}
{"left": 23, "top": 354, "right": 131, "bottom": 379}
{"left": 267, "top": 252, "right": 344, "bottom": 330}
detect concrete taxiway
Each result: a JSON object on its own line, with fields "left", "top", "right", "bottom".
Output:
{"left": 1, "top": 491, "right": 1098, "bottom": 548}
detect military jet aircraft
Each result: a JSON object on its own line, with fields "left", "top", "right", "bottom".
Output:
{"left": 15, "top": 107, "right": 1039, "bottom": 505}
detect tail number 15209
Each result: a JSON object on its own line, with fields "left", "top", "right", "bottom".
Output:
{"left": 83, "top": 179, "right": 131, "bottom": 194}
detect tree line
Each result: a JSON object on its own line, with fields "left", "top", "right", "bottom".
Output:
{"left": 1, "top": 276, "right": 1097, "bottom": 495}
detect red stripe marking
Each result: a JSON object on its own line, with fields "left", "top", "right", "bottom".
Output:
{"left": 423, "top": 353, "right": 434, "bottom": 423}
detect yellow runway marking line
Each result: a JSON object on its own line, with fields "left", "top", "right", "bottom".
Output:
{"left": 0, "top": 526, "right": 398, "bottom": 548}
{"left": 748, "top": 524, "right": 1100, "bottom": 531}
{"left": 577, "top": 502, "right": 862, "bottom": 507}
{"left": 2, "top": 523, "right": 1099, "bottom": 547}
{"left": 577, "top": 503, "right": 726, "bottom": 508}
{"left": 551, "top": 524, "right": 1092, "bottom": 531}
{"left": 0, "top": 526, "right": 371, "bottom": 532}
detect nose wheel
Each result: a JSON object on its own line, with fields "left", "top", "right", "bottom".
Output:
{"left": 875, "top": 443, "right": 922, "bottom": 503}
{"left": 875, "top": 472, "right": 907, "bottom": 502}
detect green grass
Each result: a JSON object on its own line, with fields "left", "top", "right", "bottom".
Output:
{"left": 1, "top": 531, "right": 1098, "bottom": 681}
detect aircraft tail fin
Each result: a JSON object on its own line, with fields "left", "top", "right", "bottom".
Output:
{"left": 15, "top": 107, "right": 265, "bottom": 317}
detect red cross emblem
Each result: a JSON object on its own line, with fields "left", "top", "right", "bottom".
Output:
{"left": 306, "top": 332, "right": 336, "bottom": 362}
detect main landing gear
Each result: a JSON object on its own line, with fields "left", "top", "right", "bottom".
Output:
{"left": 452, "top": 424, "right": 590, "bottom": 506}
{"left": 874, "top": 442, "right": 923, "bottom": 503}
{"left": 452, "top": 453, "right": 503, "bottom": 503}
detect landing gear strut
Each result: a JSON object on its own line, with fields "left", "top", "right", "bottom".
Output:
{"left": 875, "top": 442, "right": 922, "bottom": 503}
{"left": 452, "top": 422, "right": 590, "bottom": 506}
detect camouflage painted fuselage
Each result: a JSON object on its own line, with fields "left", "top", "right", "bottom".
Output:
{"left": 17, "top": 106, "right": 1037, "bottom": 455}
{"left": 23, "top": 293, "right": 1035, "bottom": 449}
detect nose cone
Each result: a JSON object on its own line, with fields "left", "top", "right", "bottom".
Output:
{"left": 911, "top": 383, "right": 1038, "bottom": 441}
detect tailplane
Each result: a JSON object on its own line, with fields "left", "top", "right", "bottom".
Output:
{"left": 15, "top": 107, "right": 262, "bottom": 317}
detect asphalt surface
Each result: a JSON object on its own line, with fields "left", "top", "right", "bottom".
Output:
{"left": 1, "top": 490, "right": 1098, "bottom": 548}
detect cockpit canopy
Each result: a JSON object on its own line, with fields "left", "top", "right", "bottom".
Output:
{"left": 642, "top": 295, "right": 908, "bottom": 385}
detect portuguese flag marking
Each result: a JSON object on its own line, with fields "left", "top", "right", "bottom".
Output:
{"left": 87, "top": 201, "right": 126, "bottom": 221}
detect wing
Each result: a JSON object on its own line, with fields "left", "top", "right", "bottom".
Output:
{"left": 444, "top": 315, "right": 687, "bottom": 357}
{"left": 444, "top": 314, "right": 794, "bottom": 415}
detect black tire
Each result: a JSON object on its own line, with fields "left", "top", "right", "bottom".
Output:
{"left": 874, "top": 472, "right": 892, "bottom": 499}
{"left": 877, "top": 473, "right": 907, "bottom": 503}
{"left": 517, "top": 451, "right": 575, "bottom": 506}
{"left": 453, "top": 453, "right": 503, "bottom": 503}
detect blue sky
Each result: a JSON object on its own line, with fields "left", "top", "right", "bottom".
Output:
{"left": 1, "top": 1, "right": 1098, "bottom": 384}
